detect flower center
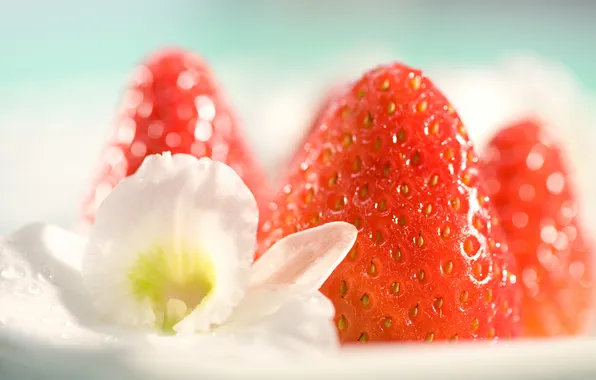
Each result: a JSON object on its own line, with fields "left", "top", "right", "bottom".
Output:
{"left": 127, "top": 245, "right": 216, "bottom": 333}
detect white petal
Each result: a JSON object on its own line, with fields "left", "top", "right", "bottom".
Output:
{"left": 133, "top": 151, "right": 199, "bottom": 181}
{"left": 82, "top": 154, "right": 258, "bottom": 332}
{"left": 250, "top": 222, "right": 357, "bottom": 291}
{"left": 218, "top": 289, "right": 339, "bottom": 354}
{"left": 136, "top": 290, "right": 338, "bottom": 368}
{"left": 250, "top": 291, "right": 339, "bottom": 353}
{"left": 216, "top": 286, "right": 311, "bottom": 331}
{"left": 0, "top": 223, "right": 105, "bottom": 345}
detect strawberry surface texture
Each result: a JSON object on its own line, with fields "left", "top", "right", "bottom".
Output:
{"left": 257, "top": 63, "right": 522, "bottom": 343}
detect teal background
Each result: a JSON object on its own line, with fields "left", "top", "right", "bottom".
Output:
{"left": 0, "top": 1, "right": 595, "bottom": 233}
{"left": 1, "top": 2, "right": 595, "bottom": 88}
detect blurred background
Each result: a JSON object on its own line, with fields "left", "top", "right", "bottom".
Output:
{"left": 1, "top": 0, "right": 595, "bottom": 233}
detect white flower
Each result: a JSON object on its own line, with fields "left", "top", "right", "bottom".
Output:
{"left": 0, "top": 153, "right": 357, "bottom": 372}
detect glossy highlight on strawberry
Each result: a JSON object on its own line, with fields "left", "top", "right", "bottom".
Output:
{"left": 257, "top": 63, "right": 522, "bottom": 343}
{"left": 482, "top": 119, "right": 594, "bottom": 337}
{"left": 82, "top": 48, "right": 268, "bottom": 221}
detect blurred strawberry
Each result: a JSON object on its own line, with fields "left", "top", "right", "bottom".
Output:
{"left": 257, "top": 63, "right": 521, "bottom": 343}
{"left": 82, "top": 49, "right": 268, "bottom": 221}
{"left": 483, "top": 119, "right": 594, "bottom": 337}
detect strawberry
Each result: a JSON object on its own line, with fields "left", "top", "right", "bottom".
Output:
{"left": 82, "top": 48, "right": 268, "bottom": 221}
{"left": 307, "top": 86, "right": 346, "bottom": 137}
{"left": 482, "top": 119, "right": 594, "bottom": 337}
{"left": 288, "top": 86, "right": 347, "bottom": 178}
{"left": 257, "top": 63, "right": 522, "bottom": 343}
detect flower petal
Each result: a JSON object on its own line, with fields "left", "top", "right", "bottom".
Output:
{"left": 217, "top": 288, "right": 339, "bottom": 354}
{"left": 141, "top": 290, "right": 338, "bottom": 365}
{"left": 132, "top": 152, "right": 201, "bottom": 181}
{"left": 0, "top": 223, "right": 105, "bottom": 345}
{"left": 82, "top": 154, "right": 258, "bottom": 332}
{"left": 215, "top": 285, "right": 311, "bottom": 331}
{"left": 250, "top": 222, "right": 357, "bottom": 291}
{"left": 245, "top": 291, "right": 339, "bottom": 353}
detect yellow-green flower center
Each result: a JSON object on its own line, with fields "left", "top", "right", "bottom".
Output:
{"left": 127, "top": 245, "right": 216, "bottom": 333}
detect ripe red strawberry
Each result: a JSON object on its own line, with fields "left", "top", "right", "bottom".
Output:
{"left": 82, "top": 48, "right": 268, "bottom": 221}
{"left": 482, "top": 119, "right": 594, "bottom": 337}
{"left": 257, "top": 63, "right": 522, "bottom": 343}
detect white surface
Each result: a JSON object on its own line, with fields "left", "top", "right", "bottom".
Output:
{"left": 2, "top": 333, "right": 596, "bottom": 380}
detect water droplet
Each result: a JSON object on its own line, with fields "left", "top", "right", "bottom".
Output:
{"left": 553, "top": 232, "right": 569, "bottom": 251}
{"left": 546, "top": 172, "right": 565, "bottom": 195}
{"left": 261, "top": 221, "right": 272, "bottom": 233}
{"left": 522, "top": 268, "right": 538, "bottom": 288}
{"left": 194, "top": 120, "right": 213, "bottom": 141}
{"left": 214, "top": 114, "right": 232, "bottom": 136}
{"left": 39, "top": 268, "right": 55, "bottom": 283}
{"left": 563, "top": 226, "right": 577, "bottom": 241}
{"left": 133, "top": 65, "right": 153, "bottom": 86}
{"left": 560, "top": 201, "right": 577, "bottom": 221}
{"left": 526, "top": 150, "right": 544, "bottom": 170}
{"left": 569, "top": 262, "right": 585, "bottom": 279}
{"left": 195, "top": 95, "right": 216, "bottom": 121}
{"left": 512, "top": 212, "right": 529, "bottom": 229}
{"left": 148, "top": 121, "right": 164, "bottom": 139}
{"left": 27, "top": 283, "right": 42, "bottom": 296}
{"left": 537, "top": 244, "right": 554, "bottom": 267}
{"left": 1, "top": 265, "right": 26, "bottom": 279}
{"left": 130, "top": 141, "right": 147, "bottom": 157}
{"left": 137, "top": 102, "right": 153, "bottom": 118}
{"left": 484, "top": 178, "right": 501, "bottom": 195}
{"left": 177, "top": 70, "right": 197, "bottom": 90}
{"left": 519, "top": 184, "right": 535, "bottom": 202}
{"left": 541, "top": 225, "right": 558, "bottom": 244}
{"left": 114, "top": 120, "right": 136, "bottom": 144}
{"left": 165, "top": 132, "right": 181, "bottom": 148}
{"left": 212, "top": 142, "right": 229, "bottom": 161}
{"left": 123, "top": 89, "right": 143, "bottom": 110}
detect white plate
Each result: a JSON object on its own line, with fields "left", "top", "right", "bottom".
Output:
{"left": 1, "top": 332, "right": 596, "bottom": 380}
